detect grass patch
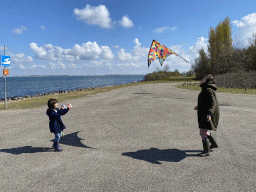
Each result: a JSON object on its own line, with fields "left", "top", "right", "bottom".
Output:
{"left": 161, "top": 76, "right": 196, "bottom": 81}
{"left": 176, "top": 82, "right": 256, "bottom": 94}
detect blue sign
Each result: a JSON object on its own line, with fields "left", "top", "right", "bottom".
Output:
{"left": 1, "top": 55, "right": 10, "bottom": 66}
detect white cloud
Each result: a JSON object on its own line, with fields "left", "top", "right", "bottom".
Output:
{"left": 132, "top": 38, "right": 148, "bottom": 59}
{"left": 117, "top": 49, "right": 133, "bottom": 61}
{"left": 40, "top": 25, "right": 46, "bottom": 30}
{"left": 189, "top": 37, "right": 208, "bottom": 57}
{"left": 118, "top": 16, "right": 134, "bottom": 28}
{"left": 49, "top": 62, "right": 56, "bottom": 69}
{"left": 17, "top": 63, "right": 46, "bottom": 70}
{"left": 9, "top": 53, "right": 33, "bottom": 63}
{"left": 133, "top": 38, "right": 141, "bottom": 47}
{"left": 10, "top": 38, "right": 203, "bottom": 75}
{"left": 12, "top": 26, "right": 27, "bottom": 34}
{"left": 67, "top": 63, "right": 83, "bottom": 68}
{"left": 16, "top": 38, "right": 209, "bottom": 74}
{"left": 116, "top": 62, "right": 141, "bottom": 68}
{"left": 167, "top": 45, "right": 191, "bottom": 67}
{"left": 59, "top": 62, "right": 66, "bottom": 69}
{"left": 153, "top": 26, "right": 177, "bottom": 33}
{"left": 116, "top": 38, "right": 148, "bottom": 68}
{"left": 29, "top": 42, "right": 48, "bottom": 59}
{"left": 101, "top": 46, "right": 114, "bottom": 59}
{"left": 91, "top": 60, "right": 112, "bottom": 67}
{"left": 233, "top": 13, "right": 256, "bottom": 47}
{"left": 29, "top": 41, "right": 114, "bottom": 62}
{"left": 74, "top": 5, "right": 135, "bottom": 29}
{"left": 24, "top": 38, "right": 205, "bottom": 74}
{"left": 18, "top": 64, "right": 25, "bottom": 69}
{"left": 41, "top": 65, "right": 47, "bottom": 69}
{"left": 72, "top": 42, "right": 102, "bottom": 60}
{"left": 31, "top": 65, "right": 47, "bottom": 69}
{"left": 49, "top": 62, "right": 66, "bottom": 69}
{"left": 74, "top": 4, "right": 112, "bottom": 28}
{"left": 113, "top": 45, "right": 121, "bottom": 49}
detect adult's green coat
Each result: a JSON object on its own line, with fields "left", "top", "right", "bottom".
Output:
{"left": 197, "top": 83, "right": 219, "bottom": 131}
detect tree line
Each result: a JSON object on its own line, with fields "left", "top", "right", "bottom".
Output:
{"left": 144, "top": 64, "right": 195, "bottom": 81}
{"left": 192, "top": 17, "right": 256, "bottom": 89}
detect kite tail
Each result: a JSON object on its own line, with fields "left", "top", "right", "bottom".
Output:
{"left": 176, "top": 54, "right": 189, "bottom": 63}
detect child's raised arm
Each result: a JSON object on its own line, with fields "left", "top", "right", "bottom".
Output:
{"left": 47, "top": 108, "right": 69, "bottom": 118}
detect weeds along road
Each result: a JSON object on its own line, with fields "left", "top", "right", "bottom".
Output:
{"left": 0, "top": 83, "right": 255, "bottom": 192}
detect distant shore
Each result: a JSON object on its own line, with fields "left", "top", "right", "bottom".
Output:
{"left": 0, "top": 74, "right": 146, "bottom": 78}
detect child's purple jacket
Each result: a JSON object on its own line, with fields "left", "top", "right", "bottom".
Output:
{"left": 46, "top": 108, "right": 69, "bottom": 133}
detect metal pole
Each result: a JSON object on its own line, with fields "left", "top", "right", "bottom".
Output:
{"left": 4, "top": 45, "right": 7, "bottom": 109}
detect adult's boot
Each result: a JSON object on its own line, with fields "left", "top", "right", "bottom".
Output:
{"left": 208, "top": 134, "right": 218, "bottom": 149}
{"left": 198, "top": 139, "right": 210, "bottom": 157}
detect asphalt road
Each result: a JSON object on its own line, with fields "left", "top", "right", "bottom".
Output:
{"left": 0, "top": 83, "right": 255, "bottom": 192}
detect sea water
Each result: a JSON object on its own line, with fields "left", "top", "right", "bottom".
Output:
{"left": 0, "top": 75, "right": 145, "bottom": 99}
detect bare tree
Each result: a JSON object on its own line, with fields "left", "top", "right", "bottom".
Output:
{"left": 163, "top": 64, "right": 170, "bottom": 72}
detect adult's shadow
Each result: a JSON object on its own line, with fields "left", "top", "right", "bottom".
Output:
{"left": 122, "top": 148, "right": 201, "bottom": 164}
{"left": 134, "top": 93, "right": 152, "bottom": 95}
{"left": 51, "top": 131, "right": 93, "bottom": 149}
{"left": 0, "top": 146, "right": 53, "bottom": 155}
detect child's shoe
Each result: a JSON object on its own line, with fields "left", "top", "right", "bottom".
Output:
{"left": 54, "top": 142, "right": 63, "bottom": 152}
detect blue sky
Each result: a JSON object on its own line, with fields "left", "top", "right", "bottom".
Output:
{"left": 1, "top": 0, "right": 256, "bottom": 76}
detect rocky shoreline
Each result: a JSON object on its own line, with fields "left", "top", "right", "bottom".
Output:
{"left": 0, "top": 81, "right": 142, "bottom": 103}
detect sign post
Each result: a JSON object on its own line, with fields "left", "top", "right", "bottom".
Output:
{"left": 1, "top": 45, "right": 10, "bottom": 109}
{"left": 4, "top": 66, "right": 6, "bottom": 109}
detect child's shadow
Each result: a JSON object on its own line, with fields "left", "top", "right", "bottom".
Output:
{"left": 0, "top": 146, "right": 53, "bottom": 155}
{"left": 122, "top": 148, "right": 201, "bottom": 164}
{"left": 51, "top": 131, "right": 93, "bottom": 149}
{"left": 0, "top": 131, "right": 93, "bottom": 155}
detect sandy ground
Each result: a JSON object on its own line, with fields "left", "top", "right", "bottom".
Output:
{"left": 0, "top": 83, "right": 255, "bottom": 192}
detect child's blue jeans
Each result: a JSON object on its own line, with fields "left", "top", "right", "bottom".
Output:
{"left": 54, "top": 132, "right": 63, "bottom": 143}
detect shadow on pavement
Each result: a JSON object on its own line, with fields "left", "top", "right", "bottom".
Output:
{"left": 134, "top": 93, "right": 151, "bottom": 94}
{"left": 122, "top": 148, "right": 201, "bottom": 164}
{"left": 0, "top": 131, "right": 93, "bottom": 155}
{"left": 51, "top": 131, "right": 93, "bottom": 149}
{"left": 0, "top": 146, "right": 53, "bottom": 155}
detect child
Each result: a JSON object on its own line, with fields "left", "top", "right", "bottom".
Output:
{"left": 194, "top": 74, "right": 219, "bottom": 157}
{"left": 46, "top": 98, "right": 72, "bottom": 152}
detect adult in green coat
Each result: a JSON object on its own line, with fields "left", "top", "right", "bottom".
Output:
{"left": 194, "top": 74, "right": 220, "bottom": 157}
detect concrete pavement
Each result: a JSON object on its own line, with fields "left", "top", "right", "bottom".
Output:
{"left": 0, "top": 83, "right": 255, "bottom": 191}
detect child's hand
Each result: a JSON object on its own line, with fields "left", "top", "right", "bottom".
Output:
{"left": 67, "top": 104, "right": 72, "bottom": 109}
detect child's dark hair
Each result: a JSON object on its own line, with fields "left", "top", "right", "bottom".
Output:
{"left": 48, "top": 98, "right": 58, "bottom": 109}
